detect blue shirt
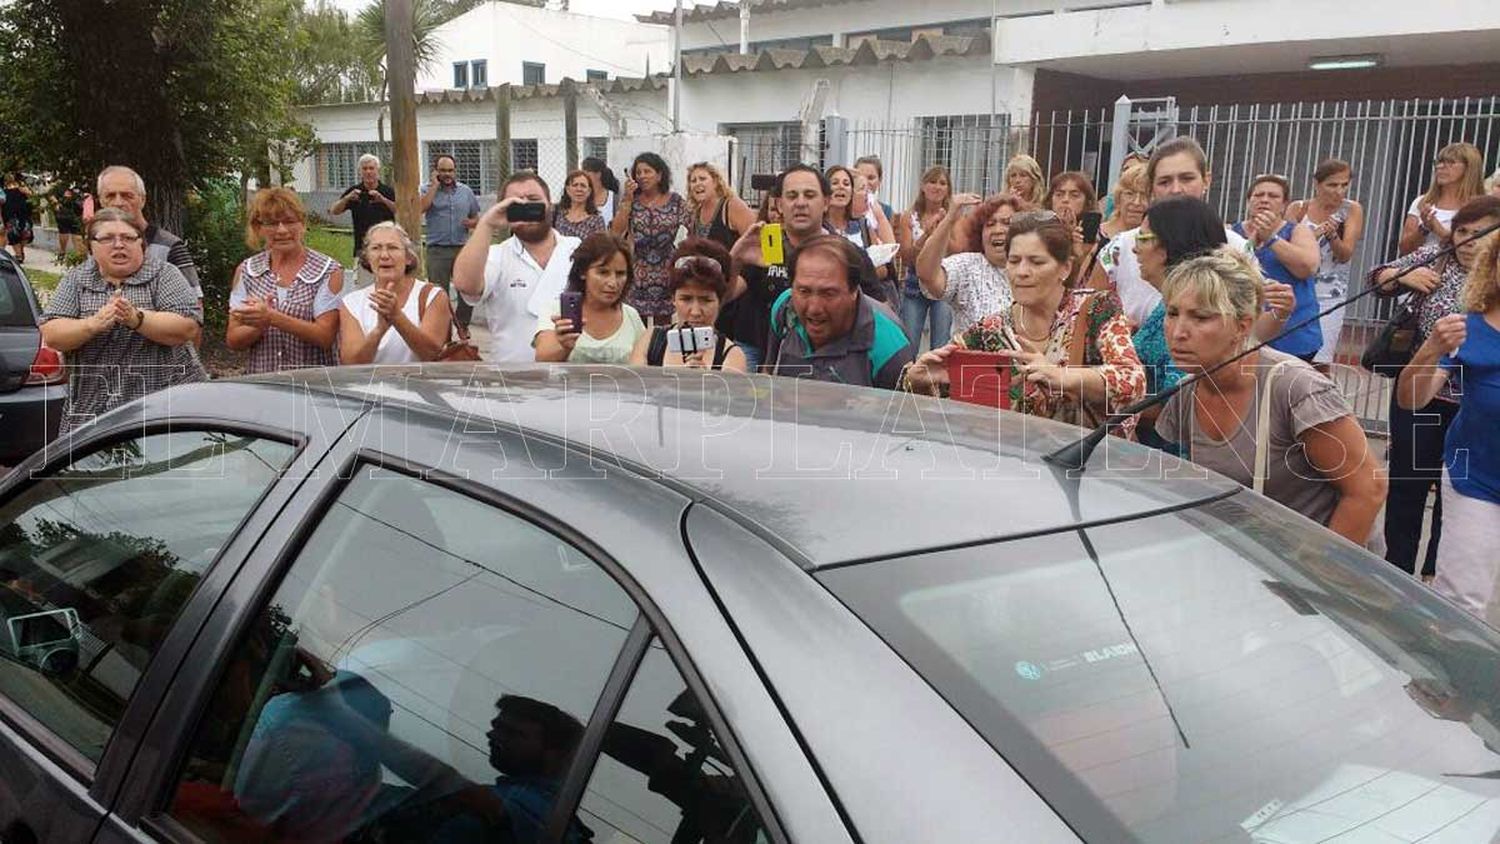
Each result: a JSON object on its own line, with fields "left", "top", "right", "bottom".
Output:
{"left": 1441, "top": 313, "right": 1500, "bottom": 506}
{"left": 421, "top": 180, "right": 480, "bottom": 246}
{"left": 1234, "top": 220, "right": 1321, "bottom": 357}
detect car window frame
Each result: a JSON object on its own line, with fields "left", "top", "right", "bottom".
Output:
{"left": 0, "top": 421, "right": 306, "bottom": 794}
{"left": 132, "top": 446, "right": 792, "bottom": 844}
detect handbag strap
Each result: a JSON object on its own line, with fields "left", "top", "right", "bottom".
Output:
{"left": 1252, "top": 359, "right": 1299, "bottom": 494}
{"left": 1066, "top": 291, "right": 1095, "bottom": 367}
{"left": 415, "top": 282, "right": 459, "bottom": 343}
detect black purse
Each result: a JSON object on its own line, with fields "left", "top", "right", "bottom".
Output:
{"left": 1360, "top": 294, "right": 1423, "bottom": 378}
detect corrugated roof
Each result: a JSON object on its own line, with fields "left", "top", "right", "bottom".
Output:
{"left": 679, "top": 33, "right": 990, "bottom": 76}
{"left": 637, "top": 0, "right": 864, "bottom": 25}
{"left": 402, "top": 76, "right": 667, "bottom": 105}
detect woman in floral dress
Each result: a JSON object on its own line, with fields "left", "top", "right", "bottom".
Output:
{"left": 902, "top": 212, "right": 1145, "bottom": 436}
{"left": 611, "top": 152, "right": 691, "bottom": 324}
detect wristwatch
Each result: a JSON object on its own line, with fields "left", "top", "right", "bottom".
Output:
{"left": 132, "top": 309, "right": 146, "bottom": 330}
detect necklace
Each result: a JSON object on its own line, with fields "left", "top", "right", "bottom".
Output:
{"left": 1011, "top": 303, "right": 1051, "bottom": 342}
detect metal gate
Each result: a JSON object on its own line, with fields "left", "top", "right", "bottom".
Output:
{"left": 741, "top": 96, "right": 1500, "bottom": 431}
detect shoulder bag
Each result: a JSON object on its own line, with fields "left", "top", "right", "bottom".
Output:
{"left": 1360, "top": 293, "right": 1423, "bottom": 378}
{"left": 417, "top": 283, "right": 483, "bottom": 362}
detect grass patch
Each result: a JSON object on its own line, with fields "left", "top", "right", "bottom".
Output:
{"left": 25, "top": 267, "right": 61, "bottom": 294}
{"left": 306, "top": 225, "right": 355, "bottom": 265}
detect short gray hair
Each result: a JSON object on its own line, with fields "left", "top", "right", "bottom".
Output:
{"left": 86, "top": 207, "right": 146, "bottom": 239}
{"left": 360, "top": 220, "right": 422, "bottom": 276}
{"left": 358, "top": 153, "right": 382, "bottom": 169}
{"left": 97, "top": 165, "right": 147, "bottom": 197}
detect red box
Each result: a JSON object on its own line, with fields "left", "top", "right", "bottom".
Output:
{"left": 945, "top": 349, "right": 1012, "bottom": 409}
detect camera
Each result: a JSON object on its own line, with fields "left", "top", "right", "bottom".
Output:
{"left": 667, "top": 325, "right": 715, "bottom": 355}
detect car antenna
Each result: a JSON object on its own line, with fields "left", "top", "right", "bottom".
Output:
{"left": 1043, "top": 217, "right": 1500, "bottom": 474}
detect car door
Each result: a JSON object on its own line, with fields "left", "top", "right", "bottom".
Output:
{"left": 102, "top": 404, "right": 849, "bottom": 843}
{"left": 0, "top": 419, "right": 329, "bottom": 844}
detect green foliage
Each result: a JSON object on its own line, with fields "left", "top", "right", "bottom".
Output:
{"left": 183, "top": 180, "right": 253, "bottom": 340}
{"left": 354, "top": 0, "right": 449, "bottom": 100}
{"left": 305, "top": 225, "right": 355, "bottom": 266}
{"left": 291, "top": 0, "right": 382, "bottom": 105}
{"left": 0, "top": 0, "right": 317, "bottom": 232}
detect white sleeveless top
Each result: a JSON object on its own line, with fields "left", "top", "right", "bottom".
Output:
{"left": 342, "top": 281, "right": 440, "bottom": 364}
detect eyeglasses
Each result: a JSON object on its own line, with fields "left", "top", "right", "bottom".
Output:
{"left": 367, "top": 243, "right": 406, "bottom": 254}
{"left": 673, "top": 255, "right": 722, "bottom": 272}
{"left": 256, "top": 217, "right": 303, "bottom": 229}
{"left": 90, "top": 233, "right": 142, "bottom": 245}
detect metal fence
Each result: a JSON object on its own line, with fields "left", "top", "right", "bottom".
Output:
{"left": 734, "top": 96, "right": 1500, "bottom": 433}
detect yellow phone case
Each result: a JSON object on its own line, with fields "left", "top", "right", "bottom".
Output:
{"left": 759, "top": 223, "right": 785, "bottom": 266}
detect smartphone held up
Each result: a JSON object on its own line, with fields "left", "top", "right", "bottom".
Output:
{"left": 559, "top": 291, "right": 585, "bottom": 333}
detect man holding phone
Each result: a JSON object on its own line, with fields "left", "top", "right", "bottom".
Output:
{"left": 420, "top": 155, "right": 481, "bottom": 330}
{"left": 725, "top": 164, "right": 892, "bottom": 370}
{"left": 452, "top": 172, "right": 578, "bottom": 363}
{"left": 329, "top": 153, "right": 397, "bottom": 288}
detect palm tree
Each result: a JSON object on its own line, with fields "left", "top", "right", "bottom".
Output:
{"left": 354, "top": 0, "right": 447, "bottom": 144}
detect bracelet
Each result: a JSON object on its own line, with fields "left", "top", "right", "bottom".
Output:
{"left": 132, "top": 309, "right": 146, "bottom": 330}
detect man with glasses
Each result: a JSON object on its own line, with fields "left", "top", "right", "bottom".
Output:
{"left": 419, "top": 155, "right": 480, "bottom": 330}
{"left": 95, "top": 165, "right": 203, "bottom": 327}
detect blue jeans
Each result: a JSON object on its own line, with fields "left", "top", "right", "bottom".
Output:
{"left": 900, "top": 292, "right": 953, "bottom": 354}
{"left": 739, "top": 343, "right": 764, "bottom": 373}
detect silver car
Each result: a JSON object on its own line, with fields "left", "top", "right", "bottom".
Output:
{"left": 0, "top": 366, "right": 1497, "bottom": 844}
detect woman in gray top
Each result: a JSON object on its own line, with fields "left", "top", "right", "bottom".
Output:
{"left": 40, "top": 208, "right": 206, "bottom": 436}
{"left": 1155, "top": 247, "right": 1386, "bottom": 546}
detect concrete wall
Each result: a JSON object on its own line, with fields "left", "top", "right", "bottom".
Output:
{"left": 677, "top": 53, "right": 1016, "bottom": 131}
{"left": 416, "top": 2, "right": 671, "bottom": 92}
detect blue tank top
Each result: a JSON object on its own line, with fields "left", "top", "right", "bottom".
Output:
{"left": 1234, "top": 220, "right": 1321, "bottom": 357}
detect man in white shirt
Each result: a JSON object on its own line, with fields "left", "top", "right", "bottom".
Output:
{"left": 452, "top": 173, "right": 580, "bottom": 362}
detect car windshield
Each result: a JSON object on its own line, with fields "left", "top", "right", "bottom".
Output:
{"left": 820, "top": 492, "right": 1500, "bottom": 843}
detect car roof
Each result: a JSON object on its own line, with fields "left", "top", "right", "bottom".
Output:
{"left": 179, "top": 365, "right": 1240, "bottom": 569}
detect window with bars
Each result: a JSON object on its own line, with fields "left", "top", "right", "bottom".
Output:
{"left": 512, "top": 139, "right": 539, "bottom": 173}
{"left": 522, "top": 62, "right": 545, "bottom": 86}
{"left": 471, "top": 60, "right": 488, "bottom": 88}
{"left": 316, "top": 142, "right": 393, "bottom": 190}
{"left": 453, "top": 61, "right": 468, "bottom": 89}
{"left": 723, "top": 122, "right": 803, "bottom": 200}
{"left": 586, "top": 69, "right": 607, "bottom": 83}
{"left": 425, "top": 140, "right": 498, "bottom": 193}
{"left": 916, "top": 114, "right": 1008, "bottom": 195}
{"left": 583, "top": 137, "right": 608, "bottom": 162}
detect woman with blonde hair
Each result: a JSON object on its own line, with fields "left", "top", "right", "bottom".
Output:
{"left": 1397, "top": 237, "right": 1500, "bottom": 620}
{"left": 339, "top": 221, "right": 451, "bottom": 364}
{"left": 1399, "top": 141, "right": 1485, "bottom": 255}
{"left": 1004, "top": 154, "right": 1047, "bottom": 208}
{"left": 1099, "top": 164, "right": 1148, "bottom": 242}
{"left": 1156, "top": 247, "right": 1386, "bottom": 546}
{"left": 227, "top": 187, "right": 344, "bottom": 373}
{"left": 685, "top": 162, "right": 755, "bottom": 251}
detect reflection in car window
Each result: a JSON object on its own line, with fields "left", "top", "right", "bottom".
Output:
{"left": 583, "top": 640, "right": 769, "bottom": 843}
{"left": 0, "top": 431, "right": 294, "bottom": 762}
{"left": 167, "top": 469, "right": 639, "bottom": 843}
{"left": 821, "top": 496, "right": 1500, "bottom": 842}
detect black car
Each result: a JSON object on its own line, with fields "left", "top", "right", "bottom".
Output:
{"left": 3, "top": 366, "right": 1500, "bottom": 844}
{"left": 0, "top": 250, "right": 66, "bottom": 466}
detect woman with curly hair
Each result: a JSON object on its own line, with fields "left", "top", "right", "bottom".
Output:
{"left": 1004, "top": 154, "right": 1047, "bottom": 209}
{"left": 914, "top": 192, "right": 1023, "bottom": 335}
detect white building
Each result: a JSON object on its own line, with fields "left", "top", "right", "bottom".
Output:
{"left": 295, "top": 0, "right": 1500, "bottom": 213}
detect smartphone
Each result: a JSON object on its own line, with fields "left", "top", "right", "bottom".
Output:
{"left": 1080, "top": 211, "right": 1103, "bottom": 244}
{"left": 750, "top": 173, "right": 777, "bottom": 192}
{"left": 759, "top": 222, "right": 785, "bottom": 266}
{"left": 506, "top": 202, "right": 547, "bottom": 223}
{"left": 667, "top": 325, "right": 715, "bottom": 355}
{"left": 559, "top": 291, "right": 584, "bottom": 333}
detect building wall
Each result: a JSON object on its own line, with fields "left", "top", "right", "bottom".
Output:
{"left": 675, "top": 0, "right": 1119, "bottom": 52}
{"left": 291, "top": 89, "right": 673, "bottom": 220}
{"left": 678, "top": 54, "right": 1014, "bottom": 131}
{"left": 1034, "top": 64, "right": 1500, "bottom": 113}
{"left": 417, "top": 2, "right": 670, "bottom": 92}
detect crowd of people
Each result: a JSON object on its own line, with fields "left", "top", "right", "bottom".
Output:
{"left": 28, "top": 140, "right": 1500, "bottom": 621}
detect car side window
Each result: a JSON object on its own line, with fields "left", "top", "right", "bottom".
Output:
{"left": 165, "top": 469, "right": 641, "bottom": 843}
{"left": 580, "top": 641, "right": 770, "bottom": 843}
{"left": 0, "top": 431, "right": 296, "bottom": 763}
